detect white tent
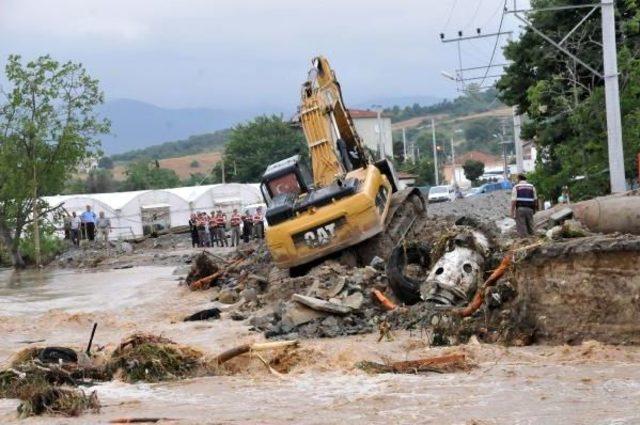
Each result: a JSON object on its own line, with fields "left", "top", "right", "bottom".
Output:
{"left": 166, "top": 183, "right": 262, "bottom": 213}
{"left": 43, "top": 183, "right": 263, "bottom": 239}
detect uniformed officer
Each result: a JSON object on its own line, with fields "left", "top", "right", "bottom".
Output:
{"left": 511, "top": 174, "right": 538, "bottom": 237}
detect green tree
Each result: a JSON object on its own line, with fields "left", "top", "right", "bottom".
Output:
{"left": 222, "top": 115, "right": 307, "bottom": 182}
{"left": 85, "top": 168, "right": 118, "bottom": 193}
{"left": 98, "top": 156, "right": 114, "bottom": 169}
{"left": 398, "top": 158, "right": 435, "bottom": 186}
{"left": 190, "top": 159, "right": 200, "bottom": 168}
{"left": 497, "top": 0, "right": 640, "bottom": 201}
{"left": 122, "top": 160, "right": 181, "bottom": 190}
{"left": 0, "top": 55, "right": 109, "bottom": 268}
{"left": 463, "top": 159, "right": 485, "bottom": 185}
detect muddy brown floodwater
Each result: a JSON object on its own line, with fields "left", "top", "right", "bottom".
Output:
{"left": 1, "top": 265, "right": 639, "bottom": 425}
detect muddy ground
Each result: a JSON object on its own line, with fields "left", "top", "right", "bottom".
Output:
{"left": 1, "top": 191, "right": 640, "bottom": 424}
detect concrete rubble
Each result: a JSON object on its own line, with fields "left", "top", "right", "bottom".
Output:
{"left": 171, "top": 190, "right": 640, "bottom": 347}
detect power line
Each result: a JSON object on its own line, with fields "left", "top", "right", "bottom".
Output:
{"left": 478, "top": 0, "right": 509, "bottom": 88}
{"left": 465, "top": 0, "right": 484, "bottom": 29}
{"left": 442, "top": 0, "right": 460, "bottom": 32}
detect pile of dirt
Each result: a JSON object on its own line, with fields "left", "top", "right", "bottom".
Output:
{"left": 53, "top": 232, "right": 196, "bottom": 270}
{"left": 427, "top": 191, "right": 511, "bottom": 223}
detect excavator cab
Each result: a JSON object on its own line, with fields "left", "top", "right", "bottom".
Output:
{"left": 260, "top": 155, "right": 312, "bottom": 225}
{"left": 260, "top": 154, "right": 362, "bottom": 229}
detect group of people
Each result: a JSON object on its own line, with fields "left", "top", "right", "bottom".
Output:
{"left": 63, "top": 205, "right": 111, "bottom": 246}
{"left": 188, "top": 207, "right": 264, "bottom": 248}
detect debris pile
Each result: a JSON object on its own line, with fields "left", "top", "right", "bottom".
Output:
{"left": 356, "top": 352, "right": 473, "bottom": 374}
{"left": 106, "top": 333, "right": 207, "bottom": 382}
{"left": 0, "top": 347, "right": 101, "bottom": 418}
{"left": 174, "top": 190, "right": 640, "bottom": 347}
{"left": 0, "top": 332, "right": 305, "bottom": 418}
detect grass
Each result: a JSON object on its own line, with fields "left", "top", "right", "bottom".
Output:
{"left": 17, "top": 388, "right": 99, "bottom": 418}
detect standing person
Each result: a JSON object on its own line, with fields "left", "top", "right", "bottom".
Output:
{"left": 208, "top": 212, "right": 217, "bottom": 247}
{"left": 215, "top": 210, "right": 228, "bottom": 247}
{"left": 80, "top": 205, "right": 97, "bottom": 241}
{"left": 561, "top": 185, "right": 571, "bottom": 204}
{"left": 96, "top": 211, "right": 111, "bottom": 248}
{"left": 188, "top": 213, "right": 199, "bottom": 248}
{"left": 511, "top": 174, "right": 538, "bottom": 237}
{"left": 229, "top": 209, "right": 242, "bottom": 247}
{"left": 252, "top": 207, "right": 264, "bottom": 239}
{"left": 197, "top": 213, "right": 209, "bottom": 247}
{"left": 70, "top": 211, "right": 81, "bottom": 247}
{"left": 242, "top": 210, "right": 253, "bottom": 243}
{"left": 62, "top": 213, "right": 71, "bottom": 240}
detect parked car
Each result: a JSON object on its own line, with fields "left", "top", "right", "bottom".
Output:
{"left": 465, "top": 180, "right": 513, "bottom": 197}
{"left": 428, "top": 185, "right": 455, "bottom": 203}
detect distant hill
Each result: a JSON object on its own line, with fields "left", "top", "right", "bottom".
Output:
{"left": 111, "top": 151, "right": 222, "bottom": 181}
{"left": 354, "top": 95, "right": 443, "bottom": 109}
{"left": 111, "top": 129, "right": 229, "bottom": 162}
{"left": 98, "top": 99, "right": 255, "bottom": 154}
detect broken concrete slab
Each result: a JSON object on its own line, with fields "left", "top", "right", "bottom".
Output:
{"left": 550, "top": 207, "right": 573, "bottom": 225}
{"left": 292, "top": 294, "right": 352, "bottom": 315}
{"left": 281, "top": 303, "right": 327, "bottom": 328}
{"left": 344, "top": 292, "right": 364, "bottom": 310}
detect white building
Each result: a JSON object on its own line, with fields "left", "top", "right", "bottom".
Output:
{"left": 349, "top": 109, "right": 393, "bottom": 159}
{"left": 44, "top": 183, "right": 263, "bottom": 239}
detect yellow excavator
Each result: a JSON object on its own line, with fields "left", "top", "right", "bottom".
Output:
{"left": 260, "top": 56, "right": 425, "bottom": 269}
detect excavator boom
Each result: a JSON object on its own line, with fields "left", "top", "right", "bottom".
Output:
{"left": 299, "top": 56, "right": 368, "bottom": 187}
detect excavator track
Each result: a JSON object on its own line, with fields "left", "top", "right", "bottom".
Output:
{"left": 353, "top": 188, "right": 426, "bottom": 264}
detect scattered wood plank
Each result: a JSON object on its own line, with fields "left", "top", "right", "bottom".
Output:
{"left": 248, "top": 274, "right": 269, "bottom": 284}
{"left": 213, "top": 340, "right": 299, "bottom": 365}
{"left": 109, "top": 418, "right": 178, "bottom": 424}
{"left": 292, "top": 294, "right": 352, "bottom": 315}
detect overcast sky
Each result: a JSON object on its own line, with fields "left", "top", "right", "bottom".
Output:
{"left": 1, "top": 0, "right": 519, "bottom": 111}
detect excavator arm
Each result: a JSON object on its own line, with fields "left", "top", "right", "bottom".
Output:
{"left": 299, "top": 56, "right": 368, "bottom": 188}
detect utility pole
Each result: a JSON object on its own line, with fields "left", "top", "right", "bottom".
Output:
{"left": 431, "top": 118, "right": 439, "bottom": 186}
{"left": 376, "top": 109, "right": 384, "bottom": 159}
{"left": 32, "top": 163, "right": 40, "bottom": 267}
{"left": 501, "top": 120, "right": 509, "bottom": 181}
{"left": 450, "top": 135, "right": 456, "bottom": 186}
{"left": 221, "top": 159, "right": 226, "bottom": 184}
{"left": 513, "top": 107, "right": 524, "bottom": 174}
{"left": 601, "top": 0, "right": 626, "bottom": 192}
{"left": 402, "top": 128, "right": 408, "bottom": 163}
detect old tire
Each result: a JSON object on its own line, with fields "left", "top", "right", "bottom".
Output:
{"left": 38, "top": 347, "right": 78, "bottom": 364}
{"left": 386, "top": 244, "right": 429, "bottom": 305}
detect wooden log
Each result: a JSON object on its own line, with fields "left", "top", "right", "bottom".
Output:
{"left": 292, "top": 294, "right": 352, "bottom": 315}
{"left": 357, "top": 353, "right": 469, "bottom": 374}
{"left": 213, "top": 340, "right": 299, "bottom": 365}
{"left": 189, "top": 257, "right": 244, "bottom": 290}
